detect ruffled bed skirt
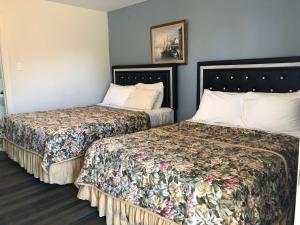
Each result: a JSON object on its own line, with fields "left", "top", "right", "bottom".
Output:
{"left": 77, "top": 185, "right": 289, "bottom": 225}
{"left": 77, "top": 185, "right": 178, "bottom": 225}
{"left": 4, "top": 139, "right": 84, "bottom": 185}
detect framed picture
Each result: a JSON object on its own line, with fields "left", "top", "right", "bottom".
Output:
{"left": 150, "top": 20, "right": 187, "bottom": 64}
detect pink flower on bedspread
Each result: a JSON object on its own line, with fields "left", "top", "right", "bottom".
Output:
{"left": 222, "top": 177, "right": 240, "bottom": 192}
{"left": 163, "top": 199, "right": 174, "bottom": 219}
{"left": 186, "top": 193, "right": 196, "bottom": 216}
{"left": 113, "top": 171, "right": 123, "bottom": 186}
{"left": 160, "top": 162, "right": 170, "bottom": 171}
{"left": 44, "top": 146, "right": 49, "bottom": 155}
{"left": 135, "top": 152, "right": 150, "bottom": 161}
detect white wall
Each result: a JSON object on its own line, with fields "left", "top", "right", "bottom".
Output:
{"left": 0, "top": 0, "right": 110, "bottom": 114}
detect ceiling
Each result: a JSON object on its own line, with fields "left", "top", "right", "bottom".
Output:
{"left": 48, "top": 0, "right": 147, "bottom": 12}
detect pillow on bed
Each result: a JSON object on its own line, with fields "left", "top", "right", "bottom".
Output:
{"left": 124, "top": 88, "right": 159, "bottom": 110}
{"left": 102, "top": 83, "right": 135, "bottom": 106}
{"left": 136, "top": 82, "right": 164, "bottom": 109}
{"left": 242, "top": 91, "right": 300, "bottom": 136}
{"left": 192, "top": 89, "right": 245, "bottom": 127}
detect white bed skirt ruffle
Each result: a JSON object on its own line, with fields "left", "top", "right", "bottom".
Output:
{"left": 77, "top": 185, "right": 289, "bottom": 225}
{"left": 4, "top": 139, "right": 84, "bottom": 185}
{"left": 77, "top": 185, "right": 178, "bottom": 225}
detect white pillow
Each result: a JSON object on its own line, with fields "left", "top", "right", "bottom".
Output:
{"left": 192, "top": 90, "right": 245, "bottom": 127}
{"left": 136, "top": 82, "right": 164, "bottom": 109}
{"left": 102, "top": 83, "right": 135, "bottom": 107}
{"left": 242, "top": 91, "right": 300, "bottom": 136}
{"left": 124, "top": 88, "right": 159, "bottom": 110}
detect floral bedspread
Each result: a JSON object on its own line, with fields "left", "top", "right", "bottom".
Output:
{"left": 76, "top": 121, "right": 299, "bottom": 225}
{"left": 4, "top": 106, "right": 150, "bottom": 171}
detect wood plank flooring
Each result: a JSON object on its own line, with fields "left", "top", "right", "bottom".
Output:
{"left": 0, "top": 152, "right": 106, "bottom": 225}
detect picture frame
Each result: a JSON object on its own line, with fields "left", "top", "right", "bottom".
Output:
{"left": 150, "top": 20, "right": 187, "bottom": 65}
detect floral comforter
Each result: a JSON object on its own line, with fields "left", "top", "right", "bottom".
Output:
{"left": 76, "top": 121, "right": 299, "bottom": 225}
{"left": 4, "top": 106, "right": 150, "bottom": 171}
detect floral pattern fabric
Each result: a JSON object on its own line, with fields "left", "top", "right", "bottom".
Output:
{"left": 76, "top": 121, "right": 299, "bottom": 225}
{"left": 4, "top": 106, "right": 150, "bottom": 170}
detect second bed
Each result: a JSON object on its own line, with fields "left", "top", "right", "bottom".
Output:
{"left": 75, "top": 57, "right": 300, "bottom": 225}
{"left": 3, "top": 64, "right": 177, "bottom": 185}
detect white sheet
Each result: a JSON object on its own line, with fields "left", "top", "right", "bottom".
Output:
{"left": 188, "top": 118, "right": 300, "bottom": 138}
{"left": 97, "top": 103, "right": 174, "bottom": 128}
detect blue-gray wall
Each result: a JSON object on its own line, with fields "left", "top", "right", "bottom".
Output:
{"left": 108, "top": 0, "right": 300, "bottom": 121}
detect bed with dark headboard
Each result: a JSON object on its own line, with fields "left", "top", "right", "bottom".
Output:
{"left": 112, "top": 64, "right": 178, "bottom": 120}
{"left": 76, "top": 57, "right": 300, "bottom": 225}
{"left": 3, "top": 65, "right": 177, "bottom": 185}
{"left": 193, "top": 57, "right": 300, "bottom": 225}
{"left": 197, "top": 56, "right": 300, "bottom": 108}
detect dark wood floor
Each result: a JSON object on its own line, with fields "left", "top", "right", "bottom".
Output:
{"left": 0, "top": 152, "right": 106, "bottom": 225}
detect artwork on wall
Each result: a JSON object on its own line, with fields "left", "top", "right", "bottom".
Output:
{"left": 150, "top": 20, "right": 187, "bottom": 64}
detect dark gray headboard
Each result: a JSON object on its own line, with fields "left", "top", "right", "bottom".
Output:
{"left": 112, "top": 64, "right": 178, "bottom": 120}
{"left": 197, "top": 57, "right": 300, "bottom": 108}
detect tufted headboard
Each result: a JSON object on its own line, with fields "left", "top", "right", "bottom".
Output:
{"left": 197, "top": 57, "right": 300, "bottom": 108}
{"left": 112, "top": 64, "right": 178, "bottom": 119}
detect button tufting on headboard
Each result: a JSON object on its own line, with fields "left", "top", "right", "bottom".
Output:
{"left": 197, "top": 56, "right": 300, "bottom": 108}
